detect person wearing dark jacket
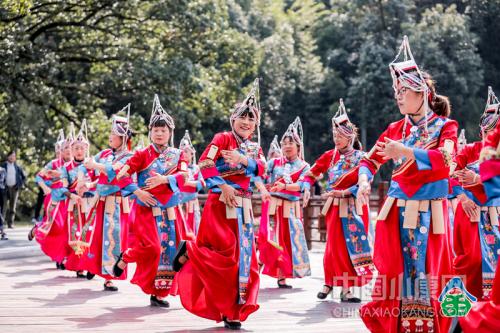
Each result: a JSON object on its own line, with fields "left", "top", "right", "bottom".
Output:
{"left": 0, "top": 166, "right": 6, "bottom": 240}
{"left": 1, "top": 151, "right": 26, "bottom": 229}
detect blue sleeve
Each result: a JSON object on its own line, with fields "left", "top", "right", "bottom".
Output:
{"left": 348, "top": 185, "right": 359, "bottom": 197}
{"left": 195, "top": 180, "right": 204, "bottom": 192}
{"left": 414, "top": 148, "right": 432, "bottom": 171}
{"left": 206, "top": 176, "right": 226, "bottom": 189}
{"left": 298, "top": 164, "right": 311, "bottom": 192}
{"left": 61, "top": 167, "right": 69, "bottom": 181}
{"left": 167, "top": 175, "right": 180, "bottom": 194}
{"left": 451, "top": 184, "right": 465, "bottom": 197}
{"left": 300, "top": 181, "right": 311, "bottom": 191}
{"left": 121, "top": 184, "right": 137, "bottom": 197}
{"left": 359, "top": 166, "right": 374, "bottom": 181}
{"left": 105, "top": 164, "right": 117, "bottom": 183}
{"left": 125, "top": 183, "right": 139, "bottom": 195}
{"left": 245, "top": 158, "right": 258, "bottom": 176}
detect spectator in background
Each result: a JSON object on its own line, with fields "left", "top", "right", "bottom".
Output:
{"left": 0, "top": 165, "right": 6, "bottom": 240}
{"left": 1, "top": 151, "right": 26, "bottom": 229}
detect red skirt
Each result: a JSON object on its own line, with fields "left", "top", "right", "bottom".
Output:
{"left": 324, "top": 204, "right": 371, "bottom": 287}
{"left": 127, "top": 200, "right": 137, "bottom": 249}
{"left": 122, "top": 204, "right": 181, "bottom": 297}
{"left": 176, "top": 193, "right": 260, "bottom": 322}
{"left": 35, "top": 196, "right": 70, "bottom": 263}
{"left": 181, "top": 200, "right": 198, "bottom": 240}
{"left": 360, "top": 201, "right": 453, "bottom": 333}
{"left": 82, "top": 198, "right": 129, "bottom": 280}
{"left": 453, "top": 202, "right": 484, "bottom": 300}
{"left": 175, "top": 204, "right": 194, "bottom": 241}
{"left": 259, "top": 201, "right": 293, "bottom": 279}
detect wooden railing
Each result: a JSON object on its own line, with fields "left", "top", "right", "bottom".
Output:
{"left": 198, "top": 182, "right": 388, "bottom": 250}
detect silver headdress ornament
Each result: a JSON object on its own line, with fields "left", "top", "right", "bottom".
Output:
{"left": 281, "top": 117, "right": 305, "bottom": 160}
{"left": 66, "top": 123, "right": 76, "bottom": 146}
{"left": 112, "top": 103, "right": 132, "bottom": 150}
{"left": 390, "top": 35, "right": 431, "bottom": 139}
{"left": 179, "top": 130, "right": 196, "bottom": 164}
{"left": 267, "top": 135, "right": 283, "bottom": 160}
{"left": 480, "top": 86, "right": 500, "bottom": 137}
{"left": 458, "top": 129, "right": 467, "bottom": 152}
{"left": 72, "top": 119, "right": 90, "bottom": 158}
{"left": 55, "top": 129, "right": 65, "bottom": 152}
{"left": 332, "top": 99, "right": 356, "bottom": 140}
{"left": 112, "top": 103, "right": 131, "bottom": 136}
{"left": 230, "top": 78, "right": 262, "bottom": 146}
{"left": 149, "top": 94, "right": 175, "bottom": 146}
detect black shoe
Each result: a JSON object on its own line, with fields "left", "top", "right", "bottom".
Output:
{"left": 0, "top": 233, "right": 7, "bottom": 241}
{"left": 59, "top": 262, "right": 66, "bottom": 270}
{"left": 56, "top": 262, "right": 60, "bottom": 269}
{"left": 317, "top": 285, "right": 333, "bottom": 299}
{"left": 277, "top": 278, "right": 292, "bottom": 289}
{"left": 76, "top": 271, "right": 86, "bottom": 278}
{"left": 28, "top": 226, "right": 36, "bottom": 241}
{"left": 223, "top": 317, "right": 241, "bottom": 330}
{"left": 7, "top": 225, "right": 13, "bottom": 229}
{"left": 150, "top": 295, "right": 169, "bottom": 308}
{"left": 173, "top": 240, "right": 188, "bottom": 272}
{"left": 86, "top": 272, "right": 96, "bottom": 280}
{"left": 340, "top": 291, "right": 361, "bottom": 303}
{"left": 113, "top": 252, "right": 126, "bottom": 278}
{"left": 103, "top": 281, "right": 118, "bottom": 292}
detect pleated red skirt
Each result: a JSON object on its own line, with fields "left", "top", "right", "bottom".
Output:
{"left": 122, "top": 204, "right": 181, "bottom": 297}
{"left": 35, "top": 197, "right": 70, "bottom": 263}
{"left": 176, "top": 193, "right": 260, "bottom": 322}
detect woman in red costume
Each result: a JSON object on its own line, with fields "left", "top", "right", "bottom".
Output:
{"left": 258, "top": 117, "right": 311, "bottom": 289}
{"left": 29, "top": 129, "right": 72, "bottom": 270}
{"left": 457, "top": 91, "right": 500, "bottom": 333}
{"left": 173, "top": 79, "right": 265, "bottom": 330}
{"left": 82, "top": 105, "right": 135, "bottom": 291}
{"left": 357, "top": 36, "right": 457, "bottom": 333}
{"left": 304, "top": 99, "right": 374, "bottom": 302}
{"left": 113, "top": 95, "right": 188, "bottom": 307}
{"left": 61, "top": 120, "right": 98, "bottom": 278}
{"left": 177, "top": 130, "right": 205, "bottom": 240}
{"left": 452, "top": 87, "right": 500, "bottom": 301}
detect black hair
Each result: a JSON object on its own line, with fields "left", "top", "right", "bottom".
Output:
{"left": 150, "top": 118, "right": 171, "bottom": 129}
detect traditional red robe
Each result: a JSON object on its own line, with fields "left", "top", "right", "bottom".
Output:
{"left": 120, "top": 144, "right": 188, "bottom": 297}
{"left": 459, "top": 123, "right": 500, "bottom": 333}
{"left": 176, "top": 131, "right": 265, "bottom": 322}
{"left": 82, "top": 149, "right": 135, "bottom": 281}
{"left": 34, "top": 158, "right": 71, "bottom": 263}
{"left": 258, "top": 156, "right": 311, "bottom": 280}
{"left": 359, "top": 113, "right": 457, "bottom": 333}
{"left": 452, "top": 141, "right": 495, "bottom": 301}
{"left": 304, "top": 148, "right": 373, "bottom": 288}
{"left": 62, "top": 160, "right": 98, "bottom": 273}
